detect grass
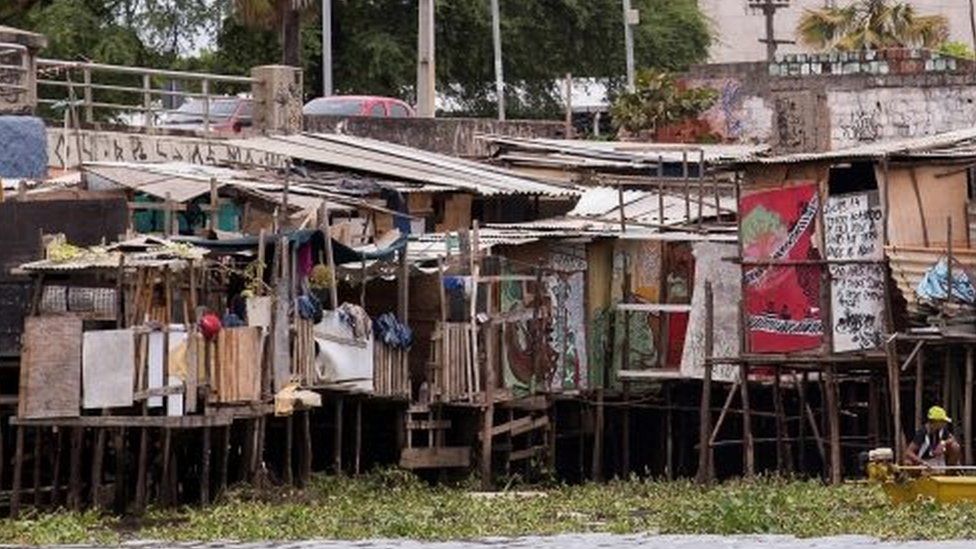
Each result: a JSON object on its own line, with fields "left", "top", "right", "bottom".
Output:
{"left": 4, "top": 471, "right": 976, "bottom": 544}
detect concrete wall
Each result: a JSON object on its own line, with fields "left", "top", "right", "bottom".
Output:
{"left": 686, "top": 50, "right": 976, "bottom": 152}
{"left": 699, "top": 0, "right": 973, "bottom": 63}
{"left": 304, "top": 116, "right": 569, "bottom": 157}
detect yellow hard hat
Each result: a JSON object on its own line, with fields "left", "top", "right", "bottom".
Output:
{"left": 928, "top": 406, "right": 952, "bottom": 423}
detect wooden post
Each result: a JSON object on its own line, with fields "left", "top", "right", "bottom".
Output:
{"left": 915, "top": 347, "right": 925, "bottom": 432}
{"left": 208, "top": 177, "right": 218, "bottom": 232}
{"left": 665, "top": 384, "right": 674, "bottom": 480}
{"left": 320, "top": 201, "right": 339, "bottom": 309}
{"left": 740, "top": 363, "right": 754, "bottom": 478}
{"left": 333, "top": 396, "right": 344, "bottom": 474}
{"left": 91, "top": 428, "right": 106, "bottom": 507}
{"left": 219, "top": 425, "right": 231, "bottom": 497}
{"left": 868, "top": 372, "right": 880, "bottom": 449}
{"left": 695, "top": 283, "right": 714, "bottom": 484}
{"left": 825, "top": 365, "right": 842, "bottom": 485}
{"left": 966, "top": 347, "right": 974, "bottom": 464}
{"left": 32, "top": 428, "right": 42, "bottom": 506}
{"left": 355, "top": 400, "right": 363, "bottom": 476}
{"left": 160, "top": 429, "right": 172, "bottom": 505}
{"left": 135, "top": 427, "right": 149, "bottom": 512}
{"left": 798, "top": 372, "right": 808, "bottom": 473}
{"left": 592, "top": 388, "right": 604, "bottom": 481}
{"left": 68, "top": 427, "right": 83, "bottom": 510}
{"left": 201, "top": 427, "right": 211, "bottom": 505}
{"left": 622, "top": 379, "right": 631, "bottom": 477}
{"left": 11, "top": 426, "right": 24, "bottom": 518}
{"left": 301, "top": 409, "right": 313, "bottom": 486}
{"left": 398, "top": 240, "right": 410, "bottom": 323}
{"left": 773, "top": 366, "right": 791, "bottom": 474}
{"left": 284, "top": 416, "right": 294, "bottom": 485}
{"left": 112, "top": 428, "right": 126, "bottom": 512}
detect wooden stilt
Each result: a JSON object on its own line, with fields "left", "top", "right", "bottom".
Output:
{"left": 354, "top": 400, "right": 363, "bottom": 476}
{"left": 696, "top": 283, "right": 714, "bottom": 484}
{"left": 333, "top": 396, "right": 344, "bottom": 474}
{"left": 91, "top": 428, "right": 106, "bottom": 507}
{"left": 621, "top": 379, "right": 631, "bottom": 477}
{"left": 201, "top": 427, "right": 211, "bottom": 505}
{"left": 113, "top": 428, "right": 126, "bottom": 512}
{"left": 68, "top": 427, "right": 83, "bottom": 510}
{"left": 284, "top": 416, "right": 294, "bottom": 485}
{"left": 301, "top": 410, "right": 312, "bottom": 486}
{"left": 709, "top": 380, "right": 740, "bottom": 446}
{"left": 135, "top": 427, "right": 149, "bottom": 512}
{"left": 665, "top": 384, "right": 674, "bottom": 480}
{"left": 867, "top": 373, "right": 880, "bottom": 449}
{"left": 966, "top": 347, "right": 974, "bottom": 464}
{"left": 915, "top": 347, "right": 925, "bottom": 432}
{"left": 32, "top": 428, "right": 42, "bottom": 506}
{"left": 943, "top": 350, "right": 951, "bottom": 412}
{"left": 219, "top": 425, "right": 231, "bottom": 498}
{"left": 240, "top": 419, "right": 254, "bottom": 482}
{"left": 11, "top": 426, "right": 24, "bottom": 518}
{"left": 51, "top": 428, "right": 64, "bottom": 507}
{"left": 890, "top": 349, "right": 904, "bottom": 462}
{"left": 592, "top": 388, "right": 604, "bottom": 481}
{"left": 773, "top": 366, "right": 791, "bottom": 474}
{"left": 160, "top": 429, "right": 172, "bottom": 506}
{"left": 740, "top": 364, "right": 754, "bottom": 478}
{"left": 825, "top": 365, "right": 842, "bottom": 485}
{"left": 797, "top": 372, "right": 807, "bottom": 473}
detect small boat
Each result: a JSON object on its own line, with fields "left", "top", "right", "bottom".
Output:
{"left": 867, "top": 448, "right": 976, "bottom": 504}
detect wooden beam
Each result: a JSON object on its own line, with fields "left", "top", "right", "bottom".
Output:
{"left": 400, "top": 447, "right": 471, "bottom": 469}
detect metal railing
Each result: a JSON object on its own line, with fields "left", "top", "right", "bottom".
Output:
{"left": 32, "top": 57, "right": 258, "bottom": 132}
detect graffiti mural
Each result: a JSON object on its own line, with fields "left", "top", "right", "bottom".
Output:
{"left": 741, "top": 183, "right": 824, "bottom": 353}
{"left": 824, "top": 192, "right": 885, "bottom": 352}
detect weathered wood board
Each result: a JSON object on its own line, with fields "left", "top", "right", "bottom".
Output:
{"left": 19, "top": 315, "right": 82, "bottom": 419}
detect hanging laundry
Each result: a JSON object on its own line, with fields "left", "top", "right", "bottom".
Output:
{"left": 373, "top": 313, "right": 413, "bottom": 349}
{"left": 337, "top": 302, "right": 372, "bottom": 339}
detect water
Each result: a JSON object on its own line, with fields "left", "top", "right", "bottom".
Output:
{"left": 28, "top": 535, "right": 976, "bottom": 549}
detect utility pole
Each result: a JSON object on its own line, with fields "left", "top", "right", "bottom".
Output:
{"left": 322, "top": 0, "right": 333, "bottom": 96}
{"left": 417, "top": 0, "right": 436, "bottom": 117}
{"left": 622, "top": 0, "right": 637, "bottom": 91}
{"left": 750, "top": 0, "right": 793, "bottom": 62}
{"left": 491, "top": 0, "right": 505, "bottom": 121}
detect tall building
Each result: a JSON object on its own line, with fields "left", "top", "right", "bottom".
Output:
{"left": 699, "top": 0, "right": 974, "bottom": 63}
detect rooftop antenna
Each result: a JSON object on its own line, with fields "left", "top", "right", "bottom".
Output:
{"left": 748, "top": 0, "right": 794, "bottom": 62}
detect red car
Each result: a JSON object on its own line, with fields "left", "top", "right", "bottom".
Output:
{"left": 303, "top": 95, "right": 415, "bottom": 118}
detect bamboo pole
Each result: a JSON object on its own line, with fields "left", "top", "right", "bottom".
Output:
{"left": 915, "top": 347, "right": 925, "bottom": 432}
{"left": 696, "top": 283, "right": 714, "bottom": 484}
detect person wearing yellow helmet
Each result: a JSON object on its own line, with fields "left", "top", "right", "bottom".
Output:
{"left": 905, "top": 405, "right": 961, "bottom": 468}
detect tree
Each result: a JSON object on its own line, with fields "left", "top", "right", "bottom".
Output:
{"left": 232, "top": 0, "right": 314, "bottom": 66}
{"left": 797, "top": 0, "right": 949, "bottom": 51}
{"left": 610, "top": 69, "right": 716, "bottom": 135}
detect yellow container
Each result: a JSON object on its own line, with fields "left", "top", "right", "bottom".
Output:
{"left": 882, "top": 476, "right": 976, "bottom": 504}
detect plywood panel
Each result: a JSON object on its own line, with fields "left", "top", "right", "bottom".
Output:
{"left": 213, "top": 327, "right": 263, "bottom": 403}
{"left": 19, "top": 315, "right": 82, "bottom": 419}
{"left": 886, "top": 165, "right": 968, "bottom": 247}
{"left": 82, "top": 329, "right": 135, "bottom": 409}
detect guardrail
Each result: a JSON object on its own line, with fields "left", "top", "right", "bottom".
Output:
{"left": 0, "top": 43, "right": 30, "bottom": 107}
{"left": 34, "top": 58, "right": 258, "bottom": 132}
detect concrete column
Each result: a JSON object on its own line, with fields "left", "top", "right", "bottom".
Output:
{"left": 0, "top": 27, "right": 47, "bottom": 114}
{"left": 251, "top": 65, "right": 304, "bottom": 134}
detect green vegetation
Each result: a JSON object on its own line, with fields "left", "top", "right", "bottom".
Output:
{"left": 5, "top": 472, "right": 976, "bottom": 544}
{"left": 610, "top": 69, "right": 717, "bottom": 135}
{"left": 797, "top": 0, "right": 949, "bottom": 51}
{"left": 6, "top": 0, "right": 710, "bottom": 118}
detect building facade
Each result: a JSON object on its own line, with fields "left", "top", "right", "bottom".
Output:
{"left": 699, "top": 0, "right": 973, "bottom": 63}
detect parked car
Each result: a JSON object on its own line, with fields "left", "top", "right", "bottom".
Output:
{"left": 158, "top": 97, "right": 253, "bottom": 135}
{"left": 303, "top": 95, "right": 415, "bottom": 118}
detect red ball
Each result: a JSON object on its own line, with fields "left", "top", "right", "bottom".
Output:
{"left": 199, "top": 313, "right": 222, "bottom": 340}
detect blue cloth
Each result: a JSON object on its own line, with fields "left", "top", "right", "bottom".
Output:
{"left": 373, "top": 312, "right": 413, "bottom": 349}
{"left": 296, "top": 294, "right": 324, "bottom": 324}
{"left": 917, "top": 258, "right": 976, "bottom": 304}
{"left": 222, "top": 313, "right": 245, "bottom": 328}
{"left": 0, "top": 116, "right": 46, "bottom": 179}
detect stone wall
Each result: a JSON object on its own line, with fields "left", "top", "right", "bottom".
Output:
{"left": 303, "top": 115, "right": 568, "bottom": 157}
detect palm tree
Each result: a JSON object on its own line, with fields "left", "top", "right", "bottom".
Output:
{"left": 797, "top": 0, "right": 949, "bottom": 51}
{"left": 233, "top": 0, "right": 314, "bottom": 66}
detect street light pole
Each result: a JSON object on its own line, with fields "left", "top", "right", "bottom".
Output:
{"left": 622, "top": 0, "right": 636, "bottom": 91}
{"left": 322, "top": 0, "right": 333, "bottom": 96}
{"left": 491, "top": 0, "right": 505, "bottom": 120}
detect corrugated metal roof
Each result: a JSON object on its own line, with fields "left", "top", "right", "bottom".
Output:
{"left": 745, "top": 128, "right": 976, "bottom": 165}
{"left": 20, "top": 237, "right": 208, "bottom": 273}
{"left": 408, "top": 229, "right": 542, "bottom": 262}
{"left": 84, "top": 162, "right": 232, "bottom": 203}
{"left": 226, "top": 133, "right": 578, "bottom": 197}
{"left": 484, "top": 135, "right": 767, "bottom": 165}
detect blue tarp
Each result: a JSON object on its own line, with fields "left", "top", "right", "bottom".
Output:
{"left": 0, "top": 116, "right": 46, "bottom": 179}
{"left": 916, "top": 258, "right": 976, "bottom": 304}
